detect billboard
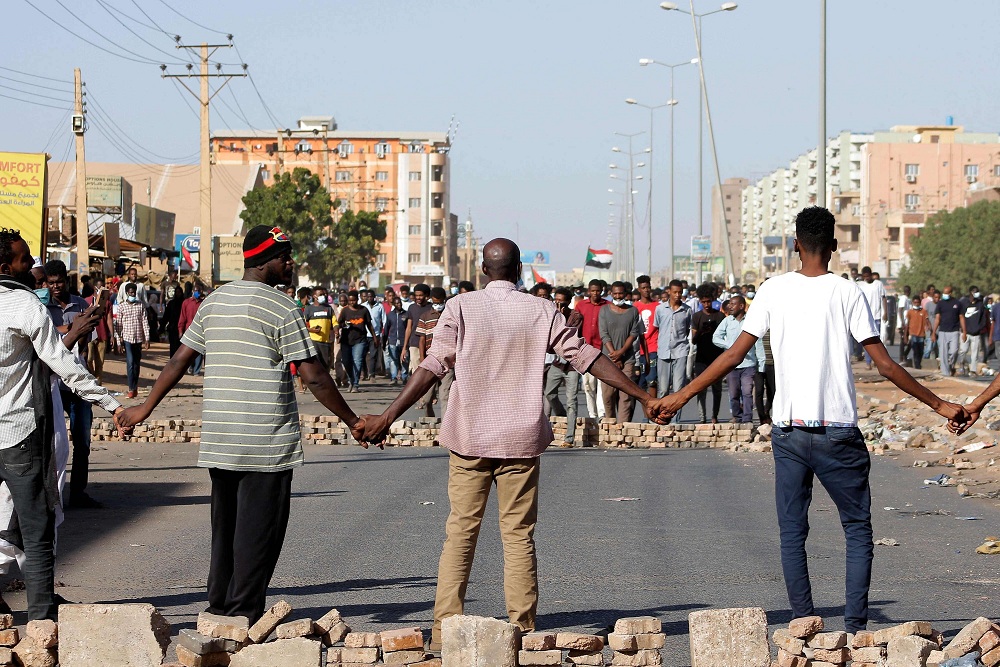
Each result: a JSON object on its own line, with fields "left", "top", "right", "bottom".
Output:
{"left": 522, "top": 267, "right": 557, "bottom": 289}
{"left": 86, "top": 175, "right": 125, "bottom": 207}
{"left": 175, "top": 234, "right": 200, "bottom": 272}
{"left": 214, "top": 235, "right": 244, "bottom": 283}
{"left": 691, "top": 235, "right": 712, "bottom": 262}
{"left": 0, "top": 152, "right": 47, "bottom": 258}
{"left": 134, "top": 203, "right": 175, "bottom": 249}
{"left": 520, "top": 250, "right": 550, "bottom": 265}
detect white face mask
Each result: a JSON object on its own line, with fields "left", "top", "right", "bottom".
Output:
{"left": 973, "top": 292, "right": 982, "bottom": 299}
{"left": 316, "top": 295, "right": 327, "bottom": 304}
{"left": 747, "top": 291, "right": 756, "bottom": 299}
{"left": 612, "top": 298, "right": 628, "bottom": 307}
{"left": 432, "top": 302, "right": 445, "bottom": 312}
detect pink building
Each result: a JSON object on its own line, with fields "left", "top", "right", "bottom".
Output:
{"left": 859, "top": 125, "right": 1000, "bottom": 274}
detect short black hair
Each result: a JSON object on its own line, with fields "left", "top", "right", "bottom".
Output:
{"left": 458, "top": 280, "right": 475, "bottom": 292}
{"left": 347, "top": 289, "right": 359, "bottom": 299}
{"left": 413, "top": 283, "right": 431, "bottom": 296}
{"left": 297, "top": 286, "right": 312, "bottom": 299}
{"left": 125, "top": 282, "right": 137, "bottom": 294}
{"left": 794, "top": 206, "right": 836, "bottom": 253}
{"left": 861, "top": 266, "right": 873, "bottom": 274}
{"left": 399, "top": 284, "right": 411, "bottom": 293}
{"left": 0, "top": 228, "right": 23, "bottom": 266}
{"left": 530, "top": 282, "right": 552, "bottom": 295}
{"left": 44, "top": 259, "right": 68, "bottom": 279}
{"left": 636, "top": 275, "right": 651, "bottom": 287}
{"left": 588, "top": 279, "right": 602, "bottom": 289}
{"left": 696, "top": 283, "right": 716, "bottom": 300}
{"left": 971, "top": 285, "right": 979, "bottom": 293}
{"left": 430, "top": 286, "right": 447, "bottom": 301}
{"left": 554, "top": 286, "right": 573, "bottom": 300}
{"left": 668, "top": 279, "right": 683, "bottom": 290}
{"left": 610, "top": 281, "right": 627, "bottom": 292}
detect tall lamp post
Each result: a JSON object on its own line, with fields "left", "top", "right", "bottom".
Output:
{"left": 624, "top": 98, "right": 671, "bottom": 277}
{"left": 660, "top": 0, "right": 738, "bottom": 283}
{"left": 611, "top": 132, "right": 645, "bottom": 281}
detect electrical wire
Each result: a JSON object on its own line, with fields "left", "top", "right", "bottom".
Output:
{"left": 232, "top": 41, "right": 282, "bottom": 128}
{"left": 0, "top": 74, "right": 73, "bottom": 93}
{"left": 50, "top": 0, "right": 187, "bottom": 63}
{"left": 41, "top": 109, "right": 72, "bottom": 154}
{"left": 153, "top": 0, "right": 228, "bottom": 35}
{"left": 0, "top": 92, "right": 72, "bottom": 110}
{"left": 94, "top": 0, "right": 189, "bottom": 63}
{"left": 170, "top": 79, "right": 200, "bottom": 119}
{"left": 87, "top": 92, "right": 198, "bottom": 162}
{"left": 0, "top": 66, "right": 73, "bottom": 84}
{"left": 0, "top": 82, "right": 73, "bottom": 103}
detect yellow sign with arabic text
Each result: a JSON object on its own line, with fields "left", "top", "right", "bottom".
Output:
{"left": 0, "top": 152, "right": 48, "bottom": 259}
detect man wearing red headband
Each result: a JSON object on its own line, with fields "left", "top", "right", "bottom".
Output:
{"left": 118, "top": 225, "right": 367, "bottom": 623}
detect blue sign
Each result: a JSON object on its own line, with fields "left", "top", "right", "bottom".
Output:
{"left": 175, "top": 234, "right": 200, "bottom": 272}
{"left": 520, "top": 250, "right": 550, "bottom": 265}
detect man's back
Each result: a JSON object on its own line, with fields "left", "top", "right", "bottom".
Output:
{"left": 741, "top": 272, "right": 879, "bottom": 427}
{"left": 421, "top": 281, "right": 598, "bottom": 458}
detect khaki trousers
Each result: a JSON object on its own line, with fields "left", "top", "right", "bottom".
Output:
{"left": 432, "top": 452, "right": 540, "bottom": 645}
{"left": 87, "top": 339, "right": 105, "bottom": 383}
{"left": 601, "top": 361, "right": 634, "bottom": 423}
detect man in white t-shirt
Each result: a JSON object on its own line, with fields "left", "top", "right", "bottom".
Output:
{"left": 856, "top": 267, "right": 886, "bottom": 370}
{"left": 655, "top": 206, "right": 966, "bottom": 632}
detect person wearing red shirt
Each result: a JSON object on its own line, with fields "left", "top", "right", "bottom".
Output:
{"left": 634, "top": 275, "right": 659, "bottom": 398}
{"left": 574, "top": 279, "right": 607, "bottom": 418}
{"left": 179, "top": 286, "right": 207, "bottom": 375}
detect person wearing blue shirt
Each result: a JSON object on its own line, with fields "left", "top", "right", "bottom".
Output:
{"left": 653, "top": 280, "right": 693, "bottom": 415}
{"left": 713, "top": 295, "right": 765, "bottom": 423}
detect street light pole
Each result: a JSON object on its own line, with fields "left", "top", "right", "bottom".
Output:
{"left": 817, "top": 0, "right": 827, "bottom": 208}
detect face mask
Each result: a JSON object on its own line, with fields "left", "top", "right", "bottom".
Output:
{"left": 34, "top": 288, "right": 50, "bottom": 306}
{"left": 942, "top": 294, "right": 951, "bottom": 300}
{"left": 432, "top": 303, "right": 445, "bottom": 312}
{"left": 747, "top": 291, "right": 756, "bottom": 299}
{"left": 612, "top": 298, "right": 628, "bottom": 307}
{"left": 127, "top": 296, "right": 138, "bottom": 303}
{"left": 974, "top": 292, "right": 982, "bottom": 299}
{"left": 450, "top": 286, "right": 459, "bottom": 295}
{"left": 192, "top": 290, "right": 201, "bottom": 299}
{"left": 316, "top": 295, "right": 327, "bottom": 304}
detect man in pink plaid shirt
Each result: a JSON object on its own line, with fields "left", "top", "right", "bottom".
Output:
{"left": 116, "top": 282, "right": 149, "bottom": 399}
{"left": 361, "top": 238, "right": 672, "bottom": 649}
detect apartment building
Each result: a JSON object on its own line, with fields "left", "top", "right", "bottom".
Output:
{"left": 211, "top": 116, "right": 459, "bottom": 287}
{"left": 711, "top": 177, "right": 748, "bottom": 279}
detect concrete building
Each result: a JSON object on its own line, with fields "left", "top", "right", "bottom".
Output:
{"left": 211, "top": 116, "right": 458, "bottom": 287}
{"left": 711, "top": 177, "right": 748, "bottom": 280}
{"left": 738, "top": 124, "right": 1000, "bottom": 279}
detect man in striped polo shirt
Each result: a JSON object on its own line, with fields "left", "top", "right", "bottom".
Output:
{"left": 118, "top": 225, "right": 366, "bottom": 622}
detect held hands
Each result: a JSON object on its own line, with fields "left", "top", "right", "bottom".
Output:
{"left": 643, "top": 393, "right": 687, "bottom": 425}
{"left": 111, "top": 406, "right": 138, "bottom": 440}
{"left": 946, "top": 402, "right": 980, "bottom": 436}
{"left": 350, "top": 413, "right": 392, "bottom": 449}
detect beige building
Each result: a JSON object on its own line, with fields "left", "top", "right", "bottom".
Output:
{"left": 211, "top": 116, "right": 458, "bottom": 287}
{"left": 711, "top": 177, "right": 748, "bottom": 280}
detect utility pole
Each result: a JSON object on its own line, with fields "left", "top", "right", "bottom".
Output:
{"left": 817, "top": 0, "right": 827, "bottom": 208}
{"left": 73, "top": 68, "right": 89, "bottom": 276}
{"left": 162, "top": 41, "right": 245, "bottom": 284}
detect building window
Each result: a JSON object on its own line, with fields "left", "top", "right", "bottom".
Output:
{"left": 965, "top": 164, "right": 979, "bottom": 179}
{"left": 375, "top": 198, "right": 388, "bottom": 212}
{"left": 337, "top": 141, "right": 354, "bottom": 157}
{"left": 994, "top": 165, "right": 1000, "bottom": 177}
{"left": 930, "top": 135, "right": 939, "bottom": 144}
{"left": 377, "top": 253, "right": 387, "bottom": 264}
{"left": 375, "top": 142, "right": 390, "bottom": 157}
{"left": 260, "top": 169, "right": 270, "bottom": 181}
{"left": 408, "top": 253, "right": 420, "bottom": 263}
{"left": 431, "top": 166, "right": 444, "bottom": 182}
{"left": 407, "top": 142, "right": 425, "bottom": 154}
{"left": 295, "top": 140, "right": 312, "bottom": 154}
{"left": 904, "top": 163, "right": 919, "bottom": 177}
{"left": 375, "top": 171, "right": 389, "bottom": 181}
{"left": 905, "top": 193, "right": 919, "bottom": 210}
{"left": 408, "top": 171, "right": 422, "bottom": 181}
{"left": 408, "top": 197, "right": 421, "bottom": 208}
{"left": 431, "top": 219, "right": 443, "bottom": 236}
{"left": 888, "top": 227, "right": 900, "bottom": 243}
{"left": 337, "top": 199, "right": 348, "bottom": 213}
{"left": 408, "top": 224, "right": 421, "bottom": 235}
{"left": 725, "top": 194, "right": 732, "bottom": 199}
{"left": 431, "top": 194, "right": 443, "bottom": 209}
{"left": 335, "top": 170, "right": 351, "bottom": 182}
{"left": 431, "top": 247, "right": 443, "bottom": 262}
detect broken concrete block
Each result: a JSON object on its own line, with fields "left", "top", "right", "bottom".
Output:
{"left": 176, "top": 629, "right": 241, "bottom": 656}
{"left": 344, "top": 632, "right": 381, "bottom": 648}
{"left": 247, "top": 600, "right": 292, "bottom": 643}
{"left": 197, "top": 612, "right": 250, "bottom": 643}
{"left": 567, "top": 650, "right": 605, "bottom": 665}
{"left": 0, "top": 616, "right": 11, "bottom": 631}
{"left": 609, "top": 649, "right": 663, "bottom": 666}
{"left": 688, "top": 607, "right": 770, "bottom": 667}
{"left": 787, "top": 616, "right": 824, "bottom": 638}
{"left": 807, "top": 631, "right": 847, "bottom": 650}
{"left": 0, "top": 630, "right": 17, "bottom": 648}
{"left": 59, "top": 603, "right": 171, "bottom": 667}
{"left": 339, "top": 646, "right": 380, "bottom": 663}
{"left": 521, "top": 633, "right": 556, "bottom": 651}
{"left": 382, "top": 648, "right": 429, "bottom": 664}
{"left": 441, "top": 615, "right": 517, "bottom": 667}
{"left": 812, "top": 647, "right": 850, "bottom": 662}
{"left": 775, "top": 649, "right": 807, "bottom": 667}
{"left": 851, "top": 646, "right": 886, "bottom": 663}
{"left": 944, "top": 616, "right": 993, "bottom": 658}
{"left": 556, "top": 632, "right": 604, "bottom": 651}
{"left": 852, "top": 630, "right": 877, "bottom": 647}
{"left": 873, "top": 621, "right": 933, "bottom": 645}
{"left": 981, "top": 630, "right": 1000, "bottom": 653}
{"left": 614, "top": 617, "right": 661, "bottom": 635}
{"left": 24, "top": 621, "right": 56, "bottom": 649}
{"left": 772, "top": 629, "right": 805, "bottom": 655}
{"left": 410, "top": 660, "right": 443, "bottom": 667}
{"left": 0, "top": 647, "right": 10, "bottom": 666}
{"left": 174, "top": 645, "right": 231, "bottom": 667}
{"left": 380, "top": 627, "right": 424, "bottom": 652}
{"left": 886, "top": 635, "right": 938, "bottom": 667}
{"left": 517, "top": 650, "right": 561, "bottom": 666}
{"left": 228, "top": 637, "right": 321, "bottom": 667}
{"left": 983, "top": 645, "right": 1000, "bottom": 667}
{"left": 312, "top": 608, "right": 342, "bottom": 635}
{"left": 321, "top": 621, "right": 350, "bottom": 646}
{"left": 11, "top": 639, "right": 56, "bottom": 667}
{"left": 926, "top": 649, "right": 946, "bottom": 667}
{"left": 608, "top": 634, "right": 637, "bottom": 651}
{"left": 275, "top": 618, "right": 313, "bottom": 640}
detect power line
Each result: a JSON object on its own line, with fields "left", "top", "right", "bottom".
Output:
{"left": 0, "top": 74, "right": 73, "bottom": 93}
{"left": 153, "top": 0, "right": 228, "bottom": 35}
{"left": 94, "top": 0, "right": 188, "bottom": 63}
{"left": 233, "top": 45, "right": 281, "bottom": 128}
{"left": 0, "top": 91, "right": 72, "bottom": 110}
{"left": 41, "top": 110, "right": 72, "bottom": 153}
{"left": 0, "top": 66, "right": 72, "bottom": 84}
{"left": 169, "top": 79, "right": 200, "bottom": 119}
{"left": 87, "top": 92, "right": 198, "bottom": 162}
{"left": 0, "top": 82, "right": 73, "bottom": 103}
{"left": 49, "top": 0, "right": 186, "bottom": 63}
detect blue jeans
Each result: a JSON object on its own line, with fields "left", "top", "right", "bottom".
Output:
{"left": 60, "top": 390, "right": 93, "bottom": 498}
{"left": 385, "top": 343, "right": 408, "bottom": 381}
{"left": 347, "top": 341, "right": 368, "bottom": 388}
{"left": 638, "top": 352, "right": 657, "bottom": 390}
{"left": 124, "top": 342, "right": 143, "bottom": 391}
{"left": 189, "top": 353, "right": 203, "bottom": 375}
{"left": 771, "top": 425, "right": 873, "bottom": 631}
{"left": 909, "top": 337, "right": 924, "bottom": 369}
{"left": 727, "top": 366, "right": 755, "bottom": 423}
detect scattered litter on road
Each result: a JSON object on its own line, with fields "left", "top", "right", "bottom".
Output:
{"left": 924, "top": 474, "right": 953, "bottom": 485}
{"left": 883, "top": 507, "right": 898, "bottom": 511}
{"left": 129, "top": 544, "right": 146, "bottom": 548}
{"left": 956, "top": 516, "right": 982, "bottom": 520}
{"left": 875, "top": 538, "right": 900, "bottom": 546}
{"left": 603, "top": 497, "right": 640, "bottom": 502}
{"left": 420, "top": 501, "right": 435, "bottom": 505}
{"left": 897, "top": 508, "right": 951, "bottom": 517}
{"left": 955, "top": 441, "right": 996, "bottom": 454}
{"left": 975, "top": 537, "right": 1000, "bottom": 555}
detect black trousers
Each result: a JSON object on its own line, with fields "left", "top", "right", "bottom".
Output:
{"left": 755, "top": 365, "right": 776, "bottom": 423}
{"left": 207, "top": 468, "right": 293, "bottom": 623}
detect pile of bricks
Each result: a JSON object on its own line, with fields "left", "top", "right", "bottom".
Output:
{"left": 386, "top": 417, "right": 441, "bottom": 447}
{"left": 550, "top": 416, "right": 600, "bottom": 447}
{"left": 599, "top": 420, "right": 756, "bottom": 450}
{"left": 171, "top": 605, "right": 441, "bottom": 667}
{"left": 0, "top": 615, "right": 58, "bottom": 666}
{"left": 91, "top": 418, "right": 202, "bottom": 444}
{"left": 608, "top": 616, "right": 667, "bottom": 666}
{"left": 518, "top": 631, "right": 606, "bottom": 665}
{"left": 773, "top": 616, "right": 853, "bottom": 667}
{"left": 300, "top": 415, "right": 352, "bottom": 445}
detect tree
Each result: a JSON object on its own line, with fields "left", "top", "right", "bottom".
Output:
{"left": 240, "top": 168, "right": 386, "bottom": 286}
{"left": 897, "top": 200, "right": 1000, "bottom": 292}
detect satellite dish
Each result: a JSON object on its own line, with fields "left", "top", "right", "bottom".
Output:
{"left": 912, "top": 134, "right": 922, "bottom": 143}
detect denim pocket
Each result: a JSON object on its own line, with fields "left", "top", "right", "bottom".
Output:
{"left": 0, "top": 443, "right": 33, "bottom": 477}
{"left": 828, "top": 426, "right": 864, "bottom": 448}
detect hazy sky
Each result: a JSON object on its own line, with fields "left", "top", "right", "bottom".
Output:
{"left": 3, "top": 1, "right": 998, "bottom": 271}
